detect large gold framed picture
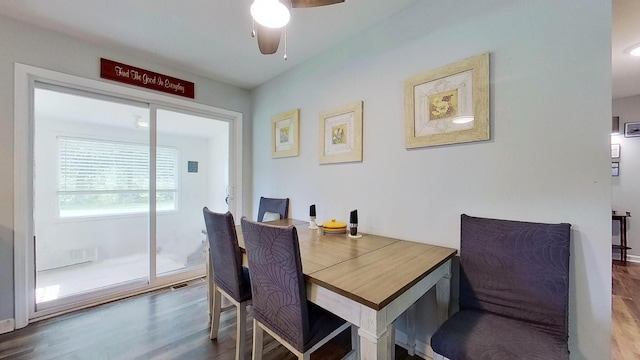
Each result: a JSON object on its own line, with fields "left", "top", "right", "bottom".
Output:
{"left": 404, "top": 53, "right": 490, "bottom": 148}
{"left": 272, "top": 109, "right": 300, "bottom": 158}
{"left": 319, "top": 101, "right": 363, "bottom": 164}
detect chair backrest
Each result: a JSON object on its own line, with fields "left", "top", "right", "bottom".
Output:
{"left": 459, "top": 214, "right": 571, "bottom": 341}
{"left": 240, "top": 217, "right": 309, "bottom": 352}
{"left": 257, "top": 196, "right": 289, "bottom": 222}
{"left": 203, "top": 207, "right": 247, "bottom": 302}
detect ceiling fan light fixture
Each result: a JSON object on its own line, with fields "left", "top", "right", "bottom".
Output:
{"left": 251, "top": 0, "right": 290, "bottom": 29}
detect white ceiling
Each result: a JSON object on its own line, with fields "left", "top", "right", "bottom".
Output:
{"left": 1, "top": 1, "right": 636, "bottom": 98}
{"left": 0, "top": 0, "right": 418, "bottom": 90}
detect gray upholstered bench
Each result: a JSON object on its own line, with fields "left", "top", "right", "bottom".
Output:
{"left": 431, "top": 214, "right": 571, "bottom": 360}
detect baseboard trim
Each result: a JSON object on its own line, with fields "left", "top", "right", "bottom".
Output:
{"left": 395, "top": 329, "right": 434, "bottom": 359}
{"left": 613, "top": 252, "right": 640, "bottom": 263}
{"left": 0, "top": 318, "right": 15, "bottom": 334}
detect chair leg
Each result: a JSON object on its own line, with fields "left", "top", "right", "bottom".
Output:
{"left": 236, "top": 302, "right": 248, "bottom": 360}
{"left": 252, "top": 319, "right": 264, "bottom": 360}
{"left": 299, "top": 353, "right": 311, "bottom": 360}
{"left": 206, "top": 246, "right": 213, "bottom": 321}
{"left": 210, "top": 287, "right": 222, "bottom": 340}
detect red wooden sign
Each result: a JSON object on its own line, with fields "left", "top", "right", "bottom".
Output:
{"left": 100, "top": 58, "right": 195, "bottom": 99}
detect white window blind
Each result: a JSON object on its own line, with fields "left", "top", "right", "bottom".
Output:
{"left": 58, "top": 137, "right": 178, "bottom": 217}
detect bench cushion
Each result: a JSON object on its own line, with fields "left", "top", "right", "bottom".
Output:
{"left": 431, "top": 309, "right": 569, "bottom": 360}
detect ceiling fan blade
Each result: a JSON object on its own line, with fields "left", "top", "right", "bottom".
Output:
{"left": 256, "top": 25, "right": 281, "bottom": 54}
{"left": 291, "top": 0, "right": 344, "bottom": 8}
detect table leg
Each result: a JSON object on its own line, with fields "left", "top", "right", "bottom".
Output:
{"left": 406, "top": 304, "right": 416, "bottom": 356}
{"left": 388, "top": 323, "right": 395, "bottom": 360}
{"left": 358, "top": 323, "right": 394, "bottom": 360}
{"left": 622, "top": 217, "right": 627, "bottom": 265}
{"left": 435, "top": 263, "right": 452, "bottom": 325}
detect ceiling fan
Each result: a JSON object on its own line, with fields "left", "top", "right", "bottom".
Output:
{"left": 250, "top": 0, "right": 345, "bottom": 58}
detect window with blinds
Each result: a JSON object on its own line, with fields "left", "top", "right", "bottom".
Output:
{"left": 57, "top": 137, "right": 178, "bottom": 217}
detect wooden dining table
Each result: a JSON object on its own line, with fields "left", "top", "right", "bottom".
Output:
{"left": 208, "top": 219, "right": 457, "bottom": 360}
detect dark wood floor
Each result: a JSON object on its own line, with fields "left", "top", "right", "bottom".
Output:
{"left": 0, "top": 278, "right": 420, "bottom": 360}
{"left": 2, "top": 262, "right": 636, "bottom": 360}
{"left": 612, "top": 260, "right": 640, "bottom": 360}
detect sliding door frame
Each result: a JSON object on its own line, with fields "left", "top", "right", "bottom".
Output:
{"left": 14, "top": 63, "right": 244, "bottom": 328}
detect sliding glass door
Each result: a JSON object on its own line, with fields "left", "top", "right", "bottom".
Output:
{"left": 154, "top": 108, "right": 230, "bottom": 278}
{"left": 32, "top": 84, "right": 230, "bottom": 316}
{"left": 34, "top": 86, "right": 151, "bottom": 306}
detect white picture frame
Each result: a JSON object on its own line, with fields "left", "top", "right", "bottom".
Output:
{"left": 272, "top": 109, "right": 300, "bottom": 158}
{"left": 319, "top": 101, "right": 363, "bottom": 164}
{"left": 404, "top": 53, "right": 490, "bottom": 148}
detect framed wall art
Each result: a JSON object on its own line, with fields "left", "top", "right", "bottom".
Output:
{"left": 404, "top": 53, "right": 490, "bottom": 148}
{"left": 612, "top": 161, "right": 620, "bottom": 177}
{"left": 611, "top": 143, "right": 620, "bottom": 159}
{"left": 272, "top": 109, "right": 300, "bottom": 158}
{"left": 318, "top": 101, "right": 363, "bottom": 164}
{"left": 625, "top": 121, "right": 640, "bottom": 138}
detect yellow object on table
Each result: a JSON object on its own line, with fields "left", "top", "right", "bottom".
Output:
{"left": 322, "top": 218, "right": 347, "bottom": 235}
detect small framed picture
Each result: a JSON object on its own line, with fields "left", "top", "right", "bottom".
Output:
{"left": 612, "top": 162, "right": 620, "bottom": 177}
{"left": 624, "top": 121, "right": 640, "bottom": 137}
{"left": 319, "top": 101, "right": 363, "bottom": 164}
{"left": 272, "top": 109, "right": 300, "bottom": 158}
{"left": 611, "top": 143, "right": 620, "bottom": 159}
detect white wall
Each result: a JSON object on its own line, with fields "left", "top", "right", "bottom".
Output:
{"left": 0, "top": 15, "right": 251, "bottom": 326}
{"left": 251, "top": 1, "right": 612, "bottom": 359}
{"left": 612, "top": 95, "right": 640, "bottom": 259}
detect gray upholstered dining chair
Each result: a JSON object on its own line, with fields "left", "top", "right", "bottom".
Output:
{"left": 240, "top": 217, "right": 357, "bottom": 360}
{"left": 257, "top": 196, "right": 289, "bottom": 222}
{"left": 431, "top": 214, "right": 571, "bottom": 360}
{"left": 203, "top": 207, "right": 252, "bottom": 360}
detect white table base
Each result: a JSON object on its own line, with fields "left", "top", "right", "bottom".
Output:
{"left": 307, "top": 259, "right": 452, "bottom": 360}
